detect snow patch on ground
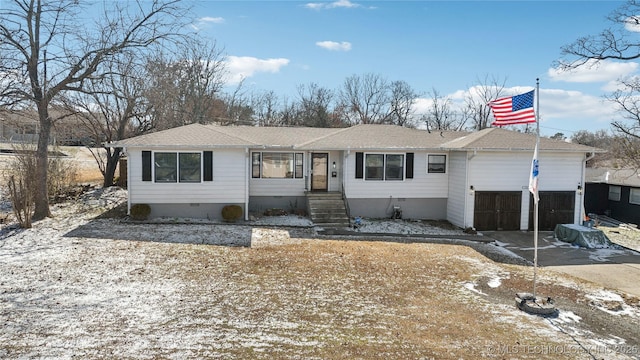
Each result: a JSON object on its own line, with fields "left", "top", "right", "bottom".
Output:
{"left": 587, "top": 290, "right": 640, "bottom": 318}
{"left": 463, "top": 282, "right": 487, "bottom": 296}
{"left": 487, "top": 277, "right": 502, "bottom": 288}
{"left": 347, "top": 218, "right": 465, "bottom": 235}
{"left": 556, "top": 310, "right": 582, "bottom": 324}
{"left": 588, "top": 248, "right": 632, "bottom": 262}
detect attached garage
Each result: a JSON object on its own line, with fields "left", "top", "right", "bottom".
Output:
{"left": 529, "top": 191, "right": 575, "bottom": 231}
{"left": 474, "top": 191, "right": 522, "bottom": 231}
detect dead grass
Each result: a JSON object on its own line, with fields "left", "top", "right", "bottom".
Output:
{"left": 600, "top": 225, "right": 640, "bottom": 252}
{"left": 83, "top": 240, "right": 581, "bottom": 358}
{"left": 4, "top": 215, "right": 640, "bottom": 358}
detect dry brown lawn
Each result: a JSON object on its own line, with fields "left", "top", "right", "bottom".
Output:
{"left": 1, "top": 144, "right": 639, "bottom": 358}
{"left": 2, "top": 234, "right": 598, "bottom": 359}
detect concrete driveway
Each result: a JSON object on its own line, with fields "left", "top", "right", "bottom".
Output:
{"left": 484, "top": 230, "right": 640, "bottom": 297}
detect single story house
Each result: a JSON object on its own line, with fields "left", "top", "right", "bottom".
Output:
{"left": 585, "top": 168, "right": 640, "bottom": 227}
{"left": 109, "top": 124, "right": 600, "bottom": 231}
{"left": 0, "top": 109, "right": 94, "bottom": 145}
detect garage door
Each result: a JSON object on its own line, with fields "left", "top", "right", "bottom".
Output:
{"left": 529, "top": 191, "right": 575, "bottom": 231}
{"left": 474, "top": 192, "right": 522, "bottom": 231}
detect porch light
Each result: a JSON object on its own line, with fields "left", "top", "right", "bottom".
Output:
{"left": 577, "top": 185, "right": 583, "bottom": 195}
{"left": 332, "top": 161, "right": 336, "bottom": 170}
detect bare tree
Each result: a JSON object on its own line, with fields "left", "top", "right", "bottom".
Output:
{"left": 145, "top": 39, "right": 226, "bottom": 129}
{"left": 250, "top": 90, "right": 282, "bottom": 127}
{"left": 388, "top": 80, "right": 418, "bottom": 127}
{"left": 558, "top": 0, "right": 640, "bottom": 168}
{"left": 0, "top": 0, "right": 189, "bottom": 220}
{"left": 295, "top": 83, "right": 340, "bottom": 128}
{"left": 558, "top": 1, "right": 640, "bottom": 69}
{"left": 571, "top": 129, "right": 619, "bottom": 167}
{"left": 604, "top": 78, "right": 640, "bottom": 167}
{"left": 61, "top": 51, "right": 150, "bottom": 187}
{"left": 217, "top": 80, "right": 253, "bottom": 125}
{"left": 462, "top": 75, "right": 508, "bottom": 131}
{"left": 278, "top": 96, "right": 301, "bottom": 127}
{"left": 339, "top": 73, "right": 392, "bottom": 125}
{"left": 422, "top": 88, "right": 465, "bottom": 131}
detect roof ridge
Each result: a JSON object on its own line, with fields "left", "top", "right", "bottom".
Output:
{"left": 202, "top": 124, "right": 259, "bottom": 145}
{"left": 294, "top": 126, "right": 355, "bottom": 148}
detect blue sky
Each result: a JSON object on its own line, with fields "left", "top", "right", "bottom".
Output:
{"left": 190, "top": 0, "right": 632, "bottom": 137}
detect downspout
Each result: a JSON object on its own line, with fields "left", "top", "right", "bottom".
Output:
{"left": 579, "top": 151, "right": 596, "bottom": 223}
{"left": 125, "top": 147, "right": 131, "bottom": 215}
{"left": 245, "top": 147, "right": 250, "bottom": 221}
{"left": 464, "top": 150, "right": 477, "bottom": 229}
{"left": 342, "top": 149, "right": 350, "bottom": 218}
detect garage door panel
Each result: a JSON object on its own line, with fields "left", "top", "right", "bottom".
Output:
{"left": 474, "top": 192, "right": 522, "bottom": 231}
{"left": 529, "top": 191, "right": 575, "bottom": 231}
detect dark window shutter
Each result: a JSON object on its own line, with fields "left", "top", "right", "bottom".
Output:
{"left": 406, "top": 153, "right": 414, "bottom": 179}
{"left": 203, "top": 151, "right": 213, "bottom": 181}
{"left": 142, "top": 151, "right": 151, "bottom": 181}
{"left": 355, "top": 152, "right": 364, "bottom": 179}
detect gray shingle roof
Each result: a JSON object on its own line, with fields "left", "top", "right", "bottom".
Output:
{"left": 108, "top": 124, "right": 603, "bottom": 154}
{"left": 215, "top": 126, "right": 338, "bottom": 148}
{"left": 299, "top": 124, "right": 463, "bottom": 150}
{"left": 109, "top": 123, "right": 255, "bottom": 148}
{"left": 586, "top": 168, "right": 640, "bottom": 187}
{"left": 441, "top": 127, "right": 603, "bottom": 153}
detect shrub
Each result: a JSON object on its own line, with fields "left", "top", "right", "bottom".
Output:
{"left": 264, "top": 208, "right": 287, "bottom": 216}
{"left": 8, "top": 175, "right": 33, "bottom": 228}
{"left": 130, "top": 203, "right": 151, "bottom": 220}
{"left": 221, "top": 205, "right": 243, "bottom": 222}
{"left": 47, "top": 155, "right": 78, "bottom": 201}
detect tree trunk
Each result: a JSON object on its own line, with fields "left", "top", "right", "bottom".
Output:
{"left": 33, "top": 104, "right": 52, "bottom": 220}
{"left": 103, "top": 147, "right": 122, "bottom": 188}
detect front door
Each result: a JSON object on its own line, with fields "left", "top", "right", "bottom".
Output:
{"left": 311, "top": 153, "right": 328, "bottom": 191}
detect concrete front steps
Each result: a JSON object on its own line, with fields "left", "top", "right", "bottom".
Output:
{"left": 306, "top": 192, "right": 350, "bottom": 228}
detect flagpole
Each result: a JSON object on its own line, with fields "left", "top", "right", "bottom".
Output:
{"left": 533, "top": 78, "right": 540, "bottom": 299}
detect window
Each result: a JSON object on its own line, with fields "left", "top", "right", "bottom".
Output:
{"left": 365, "top": 154, "right": 384, "bottom": 180}
{"left": 153, "top": 152, "right": 202, "bottom": 183}
{"left": 364, "top": 153, "right": 404, "bottom": 181}
{"left": 154, "top": 152, "right": 177, "bottom": 182}
{"left": 295, "top": 153, "right": 304, "bottom": 178}
{"left": 252, "top": 153, "right": 261, "bottom": 178}
{"left": 179, "top": 153, "right": 201, "bottom": 183}
{"left": 630, "top": 188, "right": 640, "bottom": 205}
{"left": 385, "top": 154, "right": 404, "bottom": 180}
{"left": 252, "top": 152, "right": 303, "bottom": 179}
{"left": 428, "top": 154, "right": 446, "bottom": 173}
{"left": 609, "top": 185, "right": 621, "bottom": 201}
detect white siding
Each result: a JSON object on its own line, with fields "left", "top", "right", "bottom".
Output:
{"left": 327, "top": 150, "right": 342, "bottom": 192}
{"left": 447, "top": 151, "right": 467, "bottom": 228}
{"left": 249, "top": 150, "right": 308, "bottom": 197}
{"left": 250, "top": 178, "right": 307, "bottom": 196}
{"left": 128, "top": 148, "right": 246, "bottom": 205}
{"left": 467, "top": 152, "right": 583, "bottom": 191}
{"left": 343, "top": 151, "right": 449, "bottom": 199}
{"left": 466, "top": 151, "right": 585, "bottom": 230}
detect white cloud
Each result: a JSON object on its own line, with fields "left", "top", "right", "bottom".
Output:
{"left": 199, "top": 16, "right": 225, "bottom": 24}
{"left": 413, "top": 86, "right": 617, "bottom": 133}
{"left": 548, "top": 59, "right": 638, "bottom": 84}
{"left": 538, "top": 88, "right": 609, "bottom": 117}
{"left": 316, "top": 41, "right": 352, "bottom": 51}
{"left": 624, "top": 16, "right": 640, "bottom": 32}
{"left": 305, "top": 0, "right": 361, "bottom": 10}
{"left": 225, "top": 56, "right": 290, "bottom": 84}
{"left": 190, "top": 16, "right": 225, "bottom": 31}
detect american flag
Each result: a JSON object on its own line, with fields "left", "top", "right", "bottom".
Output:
{"left": 488, "top": 90, "right": 536, "bottom": 126}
